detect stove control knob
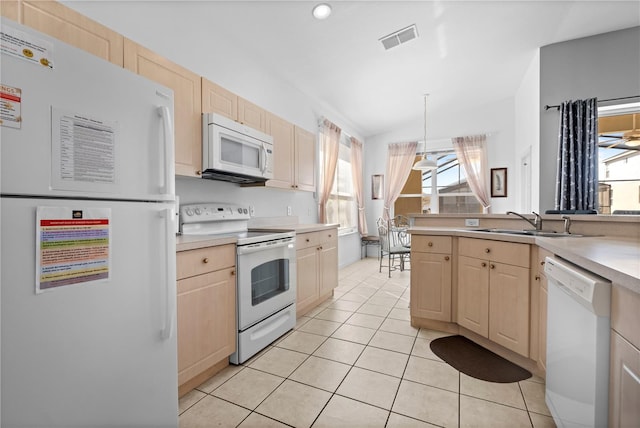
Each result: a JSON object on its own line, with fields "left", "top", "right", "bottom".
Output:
{"left": 195, "top": 208, "right": 202, "bottom": 215}
{"left": 238, "top": 208, "right": 242, "bottom": 213}
{"left": 185, "top": 208, "right": 194, "bottom": 216}
{"left": 243, "top": 208, "right": 248, "bottom": 214}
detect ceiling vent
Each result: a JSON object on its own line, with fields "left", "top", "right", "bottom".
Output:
{"left": 379, "top": 24, "right": 418, "bottom": 50}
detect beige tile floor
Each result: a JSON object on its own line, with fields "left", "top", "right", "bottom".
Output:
{"left": 179, "top": 258, "right": 556, "bottom": 428}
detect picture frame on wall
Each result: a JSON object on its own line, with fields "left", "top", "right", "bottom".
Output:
{"left": 371, "top": 174, "right": 384, "bottom": 200}
{"left": 491, "top": 168, "right": 507, "bottom": 197}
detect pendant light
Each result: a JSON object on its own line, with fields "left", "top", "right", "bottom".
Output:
{"left": 413, "top": 94, "right": 438, "bottom": 171}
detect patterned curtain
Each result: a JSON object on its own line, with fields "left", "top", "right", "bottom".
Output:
{"left": 382, "top": 142, "right": 418, "bottom": 220}
{"left": 555, "top": 98, "right": 599, "bottom": 211}
{"left": 350, "top": 137, "right": 368, "bottom": 235}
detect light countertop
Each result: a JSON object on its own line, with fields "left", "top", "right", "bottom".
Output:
{"left": 409, "top": 227, "right": 640, "bottom": 294}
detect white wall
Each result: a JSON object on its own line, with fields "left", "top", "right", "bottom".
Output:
{"left": 363, "top": 97, "right": 518, "bottom": 235}
{"left": 514, "top": 50, "right": 541, "bottom": 213}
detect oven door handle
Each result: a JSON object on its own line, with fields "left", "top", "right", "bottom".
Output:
{"left": 236, "top": 239, "right": 295, "bottom": 255}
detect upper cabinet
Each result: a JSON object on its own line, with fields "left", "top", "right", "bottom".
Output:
{"left": 201, "top": 78, "right": 237, "bottom": 121}
{"left": 294, "top": 126, "right": 316, "bottom": 192}
{"left": 265, "top": 115, "right": 316, "bottom": 192}
{"left": 1, "top": 1, "right": 19, "bottom": 21}
{"left": 124, "top": 39, "right": 202, "bottom": 177}
{"left": 237, "top": 97, "right": 266, "bottom": 133}
{"left": 17, "top": 0, "right": 124, "bottom": 66}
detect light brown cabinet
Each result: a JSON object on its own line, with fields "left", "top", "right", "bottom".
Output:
{"left": 410, "top": 236, "right": 453, "bottom": 321}
{"left": 457, "top": 237, "right": 531, "bottom": 356}
{"left": 11, "top": 0, "right": 124, "bottom": 66}
{"left": 266, "top": 115, "right": 316, "bottom": 192}
{"left": 238, "top": 97, "right": 266, "bottom": 132}
{"left": 201, "top": 78, "right": 238, "bottom": 121}
{"left": 176, "top": 244, "right": 236, "bottom": 397}
{"left": 610, "top": 284, "right": 640, "bottom": 427}
{"left": 124, "top": 39, "right": 202, "bottom": 178}
{"left": 296, "top": 228, "right": 338, "bottom": 316}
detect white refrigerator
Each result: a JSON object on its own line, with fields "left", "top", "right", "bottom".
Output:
{"left": 1, "top": 19, "right": 178, "bottom": 427}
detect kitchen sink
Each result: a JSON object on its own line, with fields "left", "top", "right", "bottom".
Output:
{"left": 471, "top": 228, "right": 583, "bottom": 237}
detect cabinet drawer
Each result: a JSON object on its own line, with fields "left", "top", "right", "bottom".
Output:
{"left": 412, "top": 236, "right": 452, "bottom": 254}
{"left": 458, "top": 237, "right": 530, "bottom": 268}
{"left": 177, "top": 244, "right": 236, "bottom": 280}
{"left": 297, "top": 229, "right": 337, "bottom": 250}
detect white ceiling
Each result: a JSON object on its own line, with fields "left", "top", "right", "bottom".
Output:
{"left": 65, "top": 1, "right": 640, "bottom": 138}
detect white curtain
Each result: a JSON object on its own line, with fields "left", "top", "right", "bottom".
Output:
{"left": 318, "top": 119, "right": 341, "bottom": 223}
{"left": 383, "top": 142, "right": 418, "bottom": 220}
{"left": 350, "top": 137, "right": 368, "bottom": 235}
{"left": 451, "top": 134, "right": 491, "bottom": 213}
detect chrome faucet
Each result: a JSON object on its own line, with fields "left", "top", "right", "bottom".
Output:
{"left": 506, "top": 211, "right": 543, "bottom": 231}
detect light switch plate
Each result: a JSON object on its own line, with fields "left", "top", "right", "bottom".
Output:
{"left": 465, "top": 218, "right": 480, "bottom": 227}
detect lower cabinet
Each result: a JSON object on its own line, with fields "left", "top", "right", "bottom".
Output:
{"left": 457, "top": 238, "right": 531, "bottom": 357}
{"left": 610, "top": 331, "right": 640, "bottom": 427}
{"left": 296, "top": 228, "right": 338, "bottom": 316}
{"left": 536, "top": 247, "right": 553, "bottom": 371}
{"left": 176, "top": 244, "right": 236, "bottom": 396}
{"left": 610, "top": 284, "right": 640, "bottom": 427}
{"left": 410, "top": 236, "right": 453, "bottom": 321}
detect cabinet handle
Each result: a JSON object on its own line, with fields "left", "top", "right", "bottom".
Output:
{"left": 485, "top": 248, "right": 491, "bottom": 253}
{"left": 490, "top": 264, "right": 495, "bottom": 269}
{"left": 444, "top": 256, "right": 450, "bottom": 261}
{"left": 195, "top": 170, "right": 202, "bottom": 176}
{"left": 319, "top": 246, "right": 323, "bottom": 250}
{"left": 231, "top": 270, "right": 236, "bottom": 276}
{"left": 306, "top": 238, "right": 310, "bottom": 242}
{"left": 540, "top": 261, "right": 545, "bottom": 266}
{"left": 535, "top": 275, "right": 540, "bottom": 281}
{"left": 329, "top": 234, "right": 332, "bottom": 238}
{"left": 428, "top": 242, "right": 433, "bottom": 247}
{"left": 203, "top": 257, "right": 209, "bottom": 264}
{"left": 481, "top": 262, "right": 487, "bottom": 267}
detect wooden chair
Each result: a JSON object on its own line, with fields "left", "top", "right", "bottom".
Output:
{"left": 377, "top": 220, "right": 410, "bottom": 277}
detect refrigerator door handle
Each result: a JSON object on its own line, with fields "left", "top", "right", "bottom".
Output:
{"left": 157, "top": 106, "right": 175, "bottom": 197}
{"left": 162, "top": 207, "right": 177, "bottom": 340}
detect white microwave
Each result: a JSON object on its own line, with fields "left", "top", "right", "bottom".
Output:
{"left": 202, "top": 113, "right": 274, "bottom": 184}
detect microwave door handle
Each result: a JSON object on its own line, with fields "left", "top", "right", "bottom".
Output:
{"left": 261, "top": 144, "right": 267, "bottom": 173}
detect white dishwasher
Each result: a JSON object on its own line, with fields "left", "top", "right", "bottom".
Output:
{"left": 544, "top": 257, "right": 611, "bottom": 428}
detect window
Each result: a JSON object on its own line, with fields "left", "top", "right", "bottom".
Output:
{"left": 597, "top": 104, "right": 640, "bottom": 214}
{"left": 321, "top": 134, "right": 357, "bottom": 232}
{"left": 420, "top": 151, "right": 483, "bottom": 214}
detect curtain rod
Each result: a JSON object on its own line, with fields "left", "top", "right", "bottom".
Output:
{"left": 544, "top": 95, "right": 640, "bottom": 111}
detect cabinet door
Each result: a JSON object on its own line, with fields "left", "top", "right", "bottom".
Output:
{"left": 489, "top": 263, "right": 530, "bottom": 356}
{"left": 20, "top": 0, "right": 124, "bottom": 66}
{"left": 124, "top": 39, "right": 202, "bottom": 177}
{"left": 201, "top": 78, "right": 237, "bottom": 120}
{"left": 294, "top": 126, "right": 316, "bottom": 192}
{"left": 1, "top": 1, "right": 19, "bottom": 21}
{"left": 177, "top": 267, "right": 236, "bottom": 387}
{"left": 610, "top": 331, "right": 640, "bottom": 428}
{"left": 238, "top": 97, "right": 266, "bottom": 132}
{"left": 296, "top": 246, "right": 319, "bottom": 315}
{"left": 410, "top": 252, "right": 452, "bottom": 321}
{"left": 538, "top": 281, "right": 548, "bottom": 370}
{"left": 457, "top": 255, "right": 489, "bottom": 337}
{"left": 266, "top": 113, "right": 295, "bottom": 190}
{"left": 319, "top": 238, "right": 338, "bottom": 296}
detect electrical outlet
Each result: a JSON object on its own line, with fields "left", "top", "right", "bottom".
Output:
{"left": 249, "top": 205, "right": 255, "bottom": 217}
{"left": 465, "top": 218, "right": 480, "bottom": 227}
{"left": 287, "top": 206, "right": 292, "bottom": 216}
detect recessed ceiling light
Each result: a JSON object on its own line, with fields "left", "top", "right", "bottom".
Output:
{"left": 312, "top": 3, "right": 332, "bottom": 20}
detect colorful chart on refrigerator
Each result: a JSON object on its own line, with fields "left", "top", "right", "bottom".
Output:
{"left": 36, "top": 206, "right": 111, "bottom": 293}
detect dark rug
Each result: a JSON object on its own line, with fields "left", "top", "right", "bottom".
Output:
{"left": 430, "top": 335, "right": 531, "bottom": 383}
